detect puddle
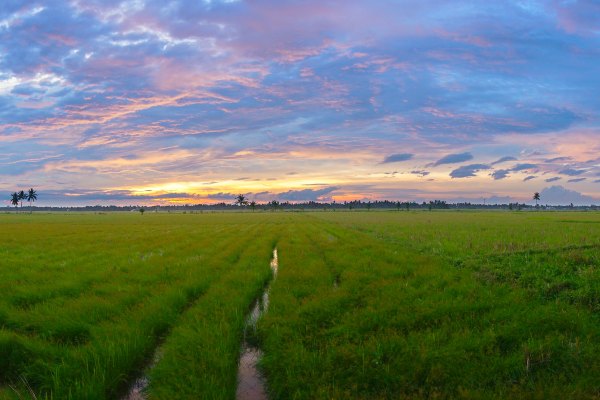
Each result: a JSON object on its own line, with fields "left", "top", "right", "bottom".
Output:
{"left": 123, "top": 377, "right": 147, "bottom": 400}
{"left": 236, "top": 248, "right": 278, "bottom": 400}
{"left": 121, "top": 349, "right": 162, "bottom": 400}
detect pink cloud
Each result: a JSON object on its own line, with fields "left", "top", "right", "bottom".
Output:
{"left": 553, "top": 0, "right": 600, "bottom": 36}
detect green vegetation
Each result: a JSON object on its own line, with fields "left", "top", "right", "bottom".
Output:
{"left": 8, "top": 188, "right": 37, "bottom": 213}
{"left": 1, "top": 211, "right": 600, "bottom": 399}
{"left": 0, "top": 213, "right": 279, "bottom": 399}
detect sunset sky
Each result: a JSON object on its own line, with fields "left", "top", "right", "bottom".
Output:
{"left": 1, "top": 0, "right": 600, "bottom": 206}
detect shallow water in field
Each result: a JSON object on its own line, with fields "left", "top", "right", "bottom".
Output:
{"left": 236, "top": 347, "right": 268, "bottom": 400}
{"left": 122, "top": 249, "right": 278, "bottom": 400}
{"left": 123, "top": 378, "right": 147, "bottom": 400}
{"left": 122, "top": 349, "right": 162, "bottom": 400}
{"left": 236, "top": 248, "right": 278, "bottom": 400}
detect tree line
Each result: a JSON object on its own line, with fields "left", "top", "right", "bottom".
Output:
{"left": 9, "top": 188, "right": 37, "bottom": 212}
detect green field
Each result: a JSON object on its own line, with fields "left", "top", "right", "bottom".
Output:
{"left": 1, "top": 211, "right": 600, "bottom": 399}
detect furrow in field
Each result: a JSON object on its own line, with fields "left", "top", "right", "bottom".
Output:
{"left": 118, "top": 225, "right": 265, "bottom": 399}
{"left": 120, "top": 286, "right": 206, "bottom": 400}
{"left": 110, "top": 224, "right": 266, "bottom": 400}
{"left": 256, "top": 220, "right": 347, "bottom": 399}
{"left": 145, "top": 228, "right": 278, "bottom": 400}
{"left": 236, "top": 247, "right": 278, "bottom": 400}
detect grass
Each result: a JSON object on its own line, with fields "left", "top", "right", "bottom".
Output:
{"left": 256, "top": 211, "right": 600, "bottom": 398}
{"left": 1, "top": 211, "right": 600, "bottom": 398}
{"left": 147, "top": 225, "right": 278, "bottom": 399}
{"left": 0, "top": 213, "right": 278, "bottom": 399}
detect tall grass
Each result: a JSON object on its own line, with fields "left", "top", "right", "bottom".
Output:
{"left": 147, "top": 230, "right": 278, "bottom": 399}
{"left": 0, "top": 213, "right": 275, "bottom": 399}
{"left": 259, "top": 211, "right": 600, "bottom": 398}
{"left": 2, "top": 211, "right": 600, "bottom": 399}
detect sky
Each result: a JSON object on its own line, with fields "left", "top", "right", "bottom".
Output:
{"left": 1, "top": 0, "right": 600, "bottom": 206}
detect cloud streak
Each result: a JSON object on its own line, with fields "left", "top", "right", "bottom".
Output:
{"left": 434, "top": 153, "right": 473, "bottom": 166}
{"left": 382, "top": 153, "right": 414, "bottom": 164}
{"left": 450, "top": 164, "right": 490, "bottom": 179}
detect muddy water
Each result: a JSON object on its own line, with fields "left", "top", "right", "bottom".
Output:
{"left": 236, "top": 248, "right": 278, "bottom": 400}
{"left": 122, "top": 349, "right": 162, "bottom": 400}
{"left": 123, "top": 377, "right": 148, "bottom": 400}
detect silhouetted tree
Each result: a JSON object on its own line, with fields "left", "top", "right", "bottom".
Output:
{"left": 139, "top": 207, "right": 145, "bottom": 215}
{"left": 235, "top": 194, "right": 248, "bottom": 207}
{"left": 26, "top": 188, "right": 37, "bottom": 213}
{"left": 18, "top": 190, "right": 25, "bottom": 210}
{"left": 249, "top": 201, "right": 256, "bottom": 212}
{"left": 10, "top": 192, "right": 19, "bottom": 212}
{"left": 533, "top": 192, "right": 540, "bottom": 206}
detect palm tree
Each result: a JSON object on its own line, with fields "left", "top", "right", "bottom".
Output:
{"left": 235, "top": 194, "right": 248, "bottom": 207}
{"left": 533, "top": 192, "right": 540, "bottom": 206}
{"left": 10, "top": 192, "right": 19, "bottom": 212}
{"left": 17, "top": 190, "right": 26, "bottom": 210}
{"left": 26, "top": 188, "right": 37, "bottom": 213}
{"left": 249, "top": 201, "right": 256, "bottom": 212}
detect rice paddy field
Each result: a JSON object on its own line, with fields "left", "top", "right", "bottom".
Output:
{"left": 1, "top": 210, "right": 600, "bottom": 399}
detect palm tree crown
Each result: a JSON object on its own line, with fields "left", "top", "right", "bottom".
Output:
{"left": 235, "top": 194, "right": 248, "bottom": 207}
{"left": 17, "top": 190, "right": 25, "bottom": 209}
{"left": 27, "top": 188, "right": 37, "bottom": 202}
{"left": 26, "top": 187, "right": 37, "bottom": 213}
{"left": 10, "top": 192, "right": 19, "bottom": 209}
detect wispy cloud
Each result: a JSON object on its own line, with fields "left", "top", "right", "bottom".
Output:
{"left": 559, "top": 168, "right": 585, "bottom": 176}
{"left": 1, "top": 1, "right": 599, "bottom": 205}
{"left": 545, "top": 156, "right": 572, "bottom": 163}
{"left": 382, "top": 153, "right": 413, "bottom": 164}
{"left": 434, "top": 152, "right": 473, "bottom": 166}
{"left": 491, "top": 156, "right": 517, "bottom": 166}
{"left": 450, "top": 164, "right": 490, "bottom": 179}
{"left": 410, "top": 170, "right": 430, "bottom": 177}
{"left": 491, "top": 169, "right": 510, "bottom": 180}
{"left": 278, "top": 186, "right": 339, "bottom": 201}
{"left": 512, "top": 163, "right": 538, "bottom": 172}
